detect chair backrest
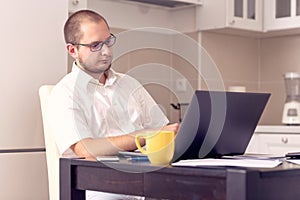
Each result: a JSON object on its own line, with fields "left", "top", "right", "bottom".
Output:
{"left": 39, "top": 85, "right": 59, "bottom": 200}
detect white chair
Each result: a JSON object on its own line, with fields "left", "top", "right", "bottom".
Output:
{"left": 39, "top": 85, "right": 60, "bottom": 200}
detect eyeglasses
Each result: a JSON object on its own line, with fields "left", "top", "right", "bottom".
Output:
{"left": 72, "top": 33, "right": 116, "bottom": 52}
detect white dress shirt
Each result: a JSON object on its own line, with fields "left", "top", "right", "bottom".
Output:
{"left": 49, "top": 62, "right": 169, "bottom": 156}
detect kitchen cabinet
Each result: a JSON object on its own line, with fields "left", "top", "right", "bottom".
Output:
{"left": 197, "top": 0, "right": 300, "bottom": 33}
{"left": 246, "top": 125, "right": 300, "bottom": 155}
{"left": 68, "top": 0, "right": 203, "bottom": 12}
{"left": 0, "top": 1, "right": 68, "bottom": 199}
{"left": 69, "top": 0, "right": 300, "bottom": 35}
{"left": 264, "top": 0, "right": 300, "bottom": 31}
{"left": 69, "top": 0, "right": 87, "bottom": 13}
{"left": 197, "top": 0, "right": 263, "bottom": 32}
{"left": 228, "top": 0, "right": 262, "bottom": 31}
{"left": 68, "top": 0, "right": 197, "bottom": 32}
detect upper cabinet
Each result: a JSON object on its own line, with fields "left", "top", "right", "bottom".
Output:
{"left": 69, "top": 0, "right": 202, "bottom": 12}
{"left": 68, "top": 0, "right": 198, "bottom": 32}
{"left": 69, "top": 0, "right": 300, "bottom": 35}
{"left": 196, "top": 0, "right": 263, "bottom": 32}
{"left": 228, "top": 0, "right": 262, "bottom": 31}
{"left": 264, "top": 0, "right": 300, "bottom": 31}
{"left": 197, "top": 0, "right": 300, "bottom": 33}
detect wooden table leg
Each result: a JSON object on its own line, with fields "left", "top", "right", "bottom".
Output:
{"left": 226, "top": 169, "right": 260, "bottom": 200}
{"left": 60, "top": 158, "right": 85, "bottom": 200}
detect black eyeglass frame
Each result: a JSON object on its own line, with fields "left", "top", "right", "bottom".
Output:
{"left": 71, "top": 33, "right": 116, "bottom": 52}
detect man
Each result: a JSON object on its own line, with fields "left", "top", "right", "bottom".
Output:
{"left": 49, "top": 10, "right": 178, "bottom": 199}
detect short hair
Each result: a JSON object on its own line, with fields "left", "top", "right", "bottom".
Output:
{"left": 64, "top": 10, "right": 109, "bottom": 44}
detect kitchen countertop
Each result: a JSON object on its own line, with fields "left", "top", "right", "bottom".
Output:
{"left": 255, "top": 125, "right": 300, "bottom": 133}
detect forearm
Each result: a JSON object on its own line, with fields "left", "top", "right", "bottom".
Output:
{"left": 71, "top": 123, "right": 179, "bottom": 159}
{"left": 71, "top": 133, "right": 145, "bottom": 159}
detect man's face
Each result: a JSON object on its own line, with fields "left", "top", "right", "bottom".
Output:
{"left": 75, "top": 20, "right": 113, "bottom": 78}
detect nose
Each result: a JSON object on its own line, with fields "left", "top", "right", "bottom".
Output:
{"left": 100, "top": 44, "right": 111, "bottom": 56}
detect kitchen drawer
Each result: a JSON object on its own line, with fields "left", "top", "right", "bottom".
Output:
{"left": 247, "top": 133, "right": 300, "bottom": 155}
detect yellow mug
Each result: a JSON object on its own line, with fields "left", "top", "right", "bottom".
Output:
{"left": 135, "top": 130, "right": 175, "bottom": 165}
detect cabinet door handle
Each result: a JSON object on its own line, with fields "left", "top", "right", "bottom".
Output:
{"left": 281, "top": 137, "right": 288, "bottom": 144}
{"left": 72, "top": 0, "right": 79, "bottom": 5}
{"left": 229, "top": 20, "right": 235, "bottom": 26}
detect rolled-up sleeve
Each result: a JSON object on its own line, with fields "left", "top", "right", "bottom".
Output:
{"left": 48, "top": 85, "right": 92, "bottom": 156}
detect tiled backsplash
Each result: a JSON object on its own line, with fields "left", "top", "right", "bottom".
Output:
{"left": 107, "top": 28, "right": 300, "bottom": 125}
{"left": 202, "top": 32, "right": 300, "bottom": 125}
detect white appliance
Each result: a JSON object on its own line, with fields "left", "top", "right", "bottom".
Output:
{"left": 282, "top": 72, "right": 300, "bottom": 125}
{"left": 0, "top": 1, "right": 67, "bottom": 199}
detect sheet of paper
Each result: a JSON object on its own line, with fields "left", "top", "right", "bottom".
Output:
{"left": 118, "top": 151, "right": 145, "bottom": 157}
{"left": 172, "top": 158, "right": 282, "bottom": 168}
{"left": 222, "top": 154, "right": 286, "bottom": 160}
{"left": 286, "top": 159, "right": 300, "bottom": 165}
{"left": 96, "top": 156, "right": 119, "bottom": 162}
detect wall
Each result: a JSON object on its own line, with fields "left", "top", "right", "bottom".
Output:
{"left": 200, "top": 31, "right": 300, "bottom": 125}
{"left": 201, "top": 32, "right": 260, "bottom": 92}
{"left": 110, "top": 28, "right": 197, "bottom": 123}
{"left": 109, "top": 28, "right": 297, "bottom": 125}
{"left": 260, "top": 35, "right": 300, "bottom": 124}
{"left": 111, "top": 28, "right": 174, "bottom": 122}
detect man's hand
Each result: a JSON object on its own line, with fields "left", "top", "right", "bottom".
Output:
{"left": 162, "top": 123, "right": 180, "bottom": 134}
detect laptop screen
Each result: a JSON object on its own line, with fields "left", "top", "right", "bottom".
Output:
{"left": 173, "top": 90, "right": 270, "bottom": 162}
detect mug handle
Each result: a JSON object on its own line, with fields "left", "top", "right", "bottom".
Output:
{"left": 135, "top": 134, "right": 147, "bottom": 155}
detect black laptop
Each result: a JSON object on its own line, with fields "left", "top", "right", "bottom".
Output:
{"left": 172, "top": 90, "right": 270, "bottom": 162}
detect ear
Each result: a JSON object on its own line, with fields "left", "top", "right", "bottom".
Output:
{"left": 66, "top": 43, "right": 78, "bottom": 59}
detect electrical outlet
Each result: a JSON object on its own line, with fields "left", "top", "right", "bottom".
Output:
{"left": 176, "top": 78, "right": 187, "bottom": 92}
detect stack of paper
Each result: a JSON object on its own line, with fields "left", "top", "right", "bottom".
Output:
{"left": 172, "top": 158, "right": 282, "bottom": 168}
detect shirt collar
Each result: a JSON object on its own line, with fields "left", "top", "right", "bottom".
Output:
{"left": 71, "top": 62, "right": 118, "bottom": 90}
{"left": 104, "top": 68, "right": 118, "bottom": 86}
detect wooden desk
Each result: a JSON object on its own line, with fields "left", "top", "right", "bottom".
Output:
{"left": 60, "top": 158, "right": 300, "bottom": 200}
